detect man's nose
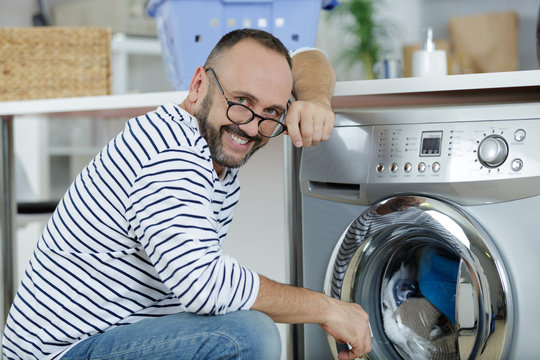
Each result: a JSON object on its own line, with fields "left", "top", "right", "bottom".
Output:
{"left": 239, "top": 118, "right": 260, "bottom": 137}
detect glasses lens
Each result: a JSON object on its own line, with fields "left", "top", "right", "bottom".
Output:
{"left": 227, "top": 104, "right": 254, "bottom": 124}
{"left": 259, "top": 119, "right": 285, "bottom": 138}
{"left": 227, "top": 103, "right": 285, "bottom": 137}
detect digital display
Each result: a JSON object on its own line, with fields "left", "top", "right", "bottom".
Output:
{"left": 420, "top": 131, "right": 443, "bottom": 157}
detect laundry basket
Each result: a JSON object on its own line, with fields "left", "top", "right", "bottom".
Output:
{"left": 0, "top": 27, "right": 111, "bottom": 101}
{"left": 147, "top": 0, "right": 324, "bottom": 90}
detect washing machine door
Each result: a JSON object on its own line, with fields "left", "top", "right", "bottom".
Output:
{"left": 324, "top": 196, "right": 512, "bottom": 360}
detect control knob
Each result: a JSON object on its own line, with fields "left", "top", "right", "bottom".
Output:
{"left": 477, "top": 135, "right": 509, "bottom": 168}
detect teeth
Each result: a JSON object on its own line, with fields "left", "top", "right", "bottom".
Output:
{"left": 230, "top": 132, "right": 248, "bottom": 145}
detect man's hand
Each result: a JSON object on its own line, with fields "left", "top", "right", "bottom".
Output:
{"left": 320, "top": 297, "right": 372, "bottom": 360}
{"left": 252, "top": 276, "right": 371, "bottom": 359}
{"left": 284, "top": 99, "right": 336, "bottom": 148}
{"left": 289, "top": 48, "right": 336, "bottom": 148}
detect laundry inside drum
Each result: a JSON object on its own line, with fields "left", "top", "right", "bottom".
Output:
{"left": 380, "top": 245, "right": 461, "bottom": 360}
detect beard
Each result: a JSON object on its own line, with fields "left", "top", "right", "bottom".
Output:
{"left": 193, "top": 92, "right": 266, "bottom": 169}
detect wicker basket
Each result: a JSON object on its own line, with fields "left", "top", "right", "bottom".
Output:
{"left": 0, "top": 27, "right": 111, "bottom": 101}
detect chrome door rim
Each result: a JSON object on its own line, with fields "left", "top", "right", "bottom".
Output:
{"left": 324, "top": 195, "right": 513, "bottom": 359}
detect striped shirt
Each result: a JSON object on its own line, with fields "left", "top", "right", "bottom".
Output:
{"left": 2, "top": 103, "right": 260, "bottom": 359}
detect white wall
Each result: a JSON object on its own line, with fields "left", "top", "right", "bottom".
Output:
{"left": 0, "top": 0, "right": 36, "bottom": 26}
{"left": 316, "top": 0, "right": 539, "bottom": 81}
{"left": 419, "top": 0, "right": 539, "bottom": 71}
{"left": 222, "top": 138, "right": 291, "bottom": 359}
{"left": 316, "top": 0, "right": 423, "bottom": 80}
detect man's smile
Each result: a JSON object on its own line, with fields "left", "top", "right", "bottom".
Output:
{"left": 223, "top": 125, "right": 260, "bottom": 151}
{"left": 228, "top": 130, "right": 249, "bottom": 145}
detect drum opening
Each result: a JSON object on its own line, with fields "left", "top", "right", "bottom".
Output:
{"left": 379, "top": 242, "right": 461, "bottom": 360}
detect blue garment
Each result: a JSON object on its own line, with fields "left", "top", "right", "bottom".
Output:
{"left": 62, "top": 310, "right": 281, "bottom": 360}
{"left": 418, "top": 248, "right": 460, "bottom": 324}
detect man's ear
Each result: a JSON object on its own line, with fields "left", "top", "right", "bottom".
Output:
{"left": 187, "top": 66, "right": 208, "bottom": 103}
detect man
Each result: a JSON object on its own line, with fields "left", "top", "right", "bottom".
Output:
{"left": 2, "top": 29, "right": 371, "bottom": 360}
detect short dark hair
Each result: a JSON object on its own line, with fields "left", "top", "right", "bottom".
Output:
{"left": 204, "top": 28, "right": 292, "bottom": 70}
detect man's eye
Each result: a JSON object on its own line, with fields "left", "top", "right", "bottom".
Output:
{"left": 264, "top": 108, "right": 280, "bottom": 119}
{"left": 235, "top": 97, "right": 249, "bottom": 105}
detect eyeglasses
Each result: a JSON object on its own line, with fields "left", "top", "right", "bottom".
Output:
{"left": 205, "top": 67, "right": 287, "bottom": 138}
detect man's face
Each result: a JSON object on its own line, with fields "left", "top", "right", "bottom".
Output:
{"left": 192, "top": 39, "right": 293, "bottom": 173}
{"left": 193, "top": 89, "right": 265, "bottom": 169}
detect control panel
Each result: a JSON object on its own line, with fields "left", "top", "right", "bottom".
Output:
{"left": 368, "top": 118, "right": 540, "bottom": 184}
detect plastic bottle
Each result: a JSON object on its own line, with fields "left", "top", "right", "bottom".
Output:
{"left": 412, "top": 28, "right": 448, "bottom": 77}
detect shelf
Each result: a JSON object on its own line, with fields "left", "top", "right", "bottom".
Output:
{"left": 0, "top": 91, "right": 188, "bottom": 118}
{"left": 2, "top": 70, "right": 540, "bottom": 116}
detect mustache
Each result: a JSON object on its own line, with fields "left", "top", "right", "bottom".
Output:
{"left": 222, "top": 124, "right": 260, "bottom": 142}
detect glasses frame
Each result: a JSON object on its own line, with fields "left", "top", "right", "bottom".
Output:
{"left": 205, "top": 67, "right": 288, "bottom": 138}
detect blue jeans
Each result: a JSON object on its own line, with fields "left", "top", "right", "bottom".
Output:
{"left": 62, "top": 310, "right": 281, "bottom": 360}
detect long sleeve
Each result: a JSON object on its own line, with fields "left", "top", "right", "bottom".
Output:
{"left": 127, "top": 147, "right": 259, "bottom": 314}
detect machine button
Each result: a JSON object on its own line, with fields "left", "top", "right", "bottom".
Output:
{"left": 418, "top": 162, "right": 426, "bottom": 173}
{"left": 514, "top": 129, "right": 526, "bottom": 142}
{"left": 391, "top": 163, "right": 399, "bottom": 173}
{"left": 404, "top": 162, "right": 412, "bottom": 173}
{"left": 376, "top": 163, "right": 385, "bottom": 173}
{"left": 511, "top": 158, "right": 523, "bottom": 171}
{"left": 432, "top": 162, "right": 441, "bottom": 173}
{"left": 478, "top": 135, "right": 509, "bottom": 168}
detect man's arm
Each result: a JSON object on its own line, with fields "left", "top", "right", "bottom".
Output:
{"left": 287, "top": 49, "right": 337, "bottom": 148}
{"left": 251, "top": 275, "right": 372, "bottom": 360}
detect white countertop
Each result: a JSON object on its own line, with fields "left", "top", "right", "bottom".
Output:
{"left": 332, "top": 69, "right": 540, "bottom": 109}
{"left": 0, "top": 70, "right": 539, "bottom": 116}
{"left": 0, "top": 91, "right": 188, "bottom": 117}
{"left": 334, "top": 69, "right": 540, "bottom": 96}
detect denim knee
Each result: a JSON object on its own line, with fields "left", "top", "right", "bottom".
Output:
{"left": 61, "top": 310, "right": 281, "bottom": 360}
{"left": 231, "top": 310, "right": 281, "bottom": 360}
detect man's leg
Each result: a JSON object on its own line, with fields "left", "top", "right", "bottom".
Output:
{"left": 62, "top": 310, "right": 281, "bottom": 360}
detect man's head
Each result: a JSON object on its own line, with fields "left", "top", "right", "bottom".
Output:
{"left": 203, "top": 28, "right": 292, "bottom": 70}
{"left": 182, "top": 29, "right": 293, "bottom": 175}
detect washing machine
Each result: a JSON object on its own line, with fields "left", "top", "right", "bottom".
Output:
{"left": 290, "top": 100, "right": 540, "bottom": 359}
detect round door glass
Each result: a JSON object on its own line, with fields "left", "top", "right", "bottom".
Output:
{"left": 327, "top": 196, "right": 511, "bottom": 360}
